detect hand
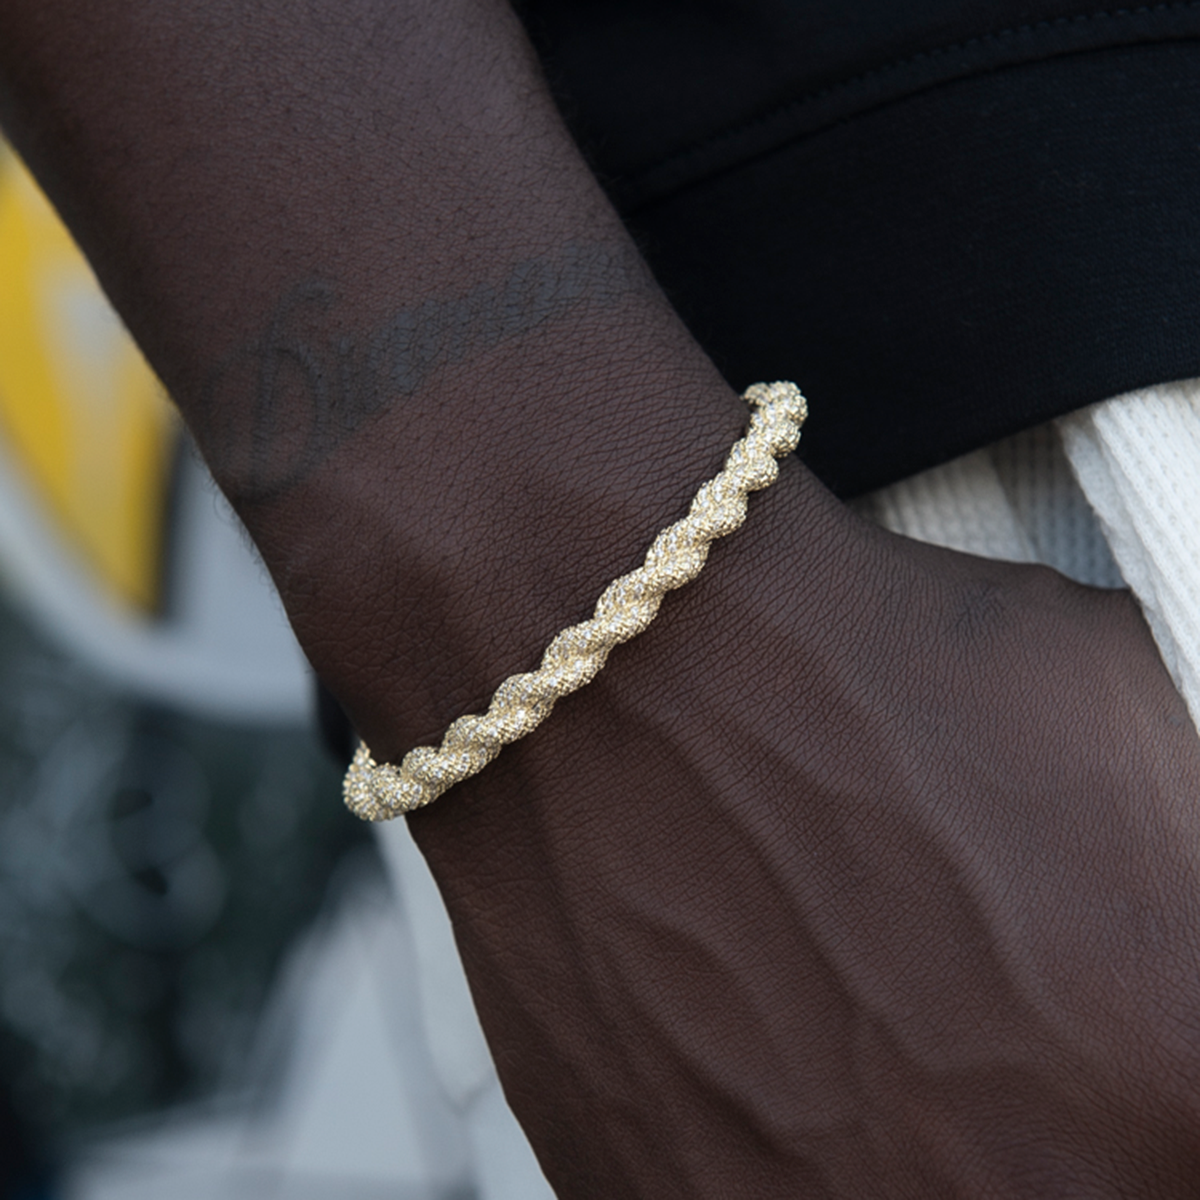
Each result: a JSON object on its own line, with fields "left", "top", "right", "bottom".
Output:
{"left": 6, "top": 3, "right": 1198, "bottom": 1192}
{"left": 410, "top": 465, "right": 1200, "bottom": 1198}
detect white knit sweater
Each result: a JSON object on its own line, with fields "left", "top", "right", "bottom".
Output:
{"left": 860, "top": 381, "right": 1200, "bottom": 732}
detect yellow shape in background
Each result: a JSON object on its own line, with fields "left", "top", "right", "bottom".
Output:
{"left": 0, "top": 145, "right": 175, "bottom": 614}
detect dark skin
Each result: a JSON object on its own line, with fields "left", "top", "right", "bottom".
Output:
{"left": 4, "top": 1, "right": 1200, "bottom": 1194}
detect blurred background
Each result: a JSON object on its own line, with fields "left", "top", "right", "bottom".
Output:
{"left": 0, "top": 139, "right": 381, "bottom": 1197}
{"left": 0, "top": 136, "right": 554, "bottom": 1200}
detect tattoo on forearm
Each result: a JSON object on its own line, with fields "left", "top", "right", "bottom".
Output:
{"left": 200, "top": 241, "right": 649, "bottom": 502}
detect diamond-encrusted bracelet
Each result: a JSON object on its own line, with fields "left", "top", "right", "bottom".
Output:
{"left": 344, "top": 381, "right": 807, "bottom": 821}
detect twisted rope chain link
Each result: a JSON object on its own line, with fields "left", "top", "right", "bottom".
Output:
{"left": 344, "top": 381, "right": 807, "bottom": 820}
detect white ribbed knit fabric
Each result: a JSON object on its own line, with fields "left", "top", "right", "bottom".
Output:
{"left": 1059, "top": 383, "right": 1200, "bottom": 732}
{"left": 861, "top": 381, "right": 1200, "bottom": 732}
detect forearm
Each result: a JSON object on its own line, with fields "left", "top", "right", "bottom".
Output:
{"left": 0, "top": 0, "right": 826, "bottom": 754}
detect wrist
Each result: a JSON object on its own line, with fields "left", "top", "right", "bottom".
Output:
{"left": 241, "top": 287, "right": 755, "bottom": 759}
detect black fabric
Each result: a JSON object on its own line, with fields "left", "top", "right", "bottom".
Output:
{"left": 521, "top": 2, "right": 1200, "bottom": 496}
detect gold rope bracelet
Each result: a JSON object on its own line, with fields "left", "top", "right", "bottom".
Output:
{"left": 343, "top": 381, "right": 807, "bottom": 821}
